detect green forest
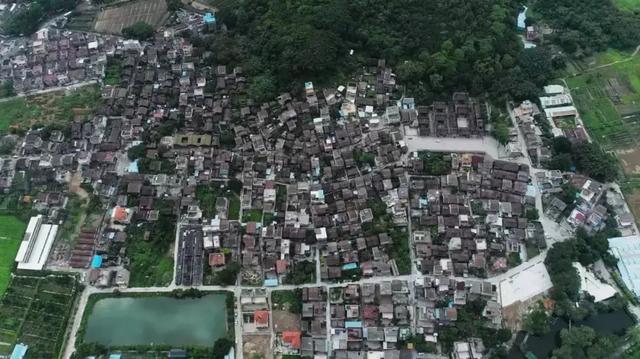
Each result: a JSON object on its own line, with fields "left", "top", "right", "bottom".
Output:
{"left": 212, "top": 0, "right": 556, "bottom": 102}
{"left": 2, "top": 0, "right": 77, "bottom": 35}
{"left": 532, "top": 0, "right": 640, "bottom": 57}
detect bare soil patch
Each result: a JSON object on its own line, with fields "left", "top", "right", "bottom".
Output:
{"left": 617, "top": 148, "right": 640, "bottom": 175}
{"left": 243, "top": 334, "right": 272, "bottom": 359}
{"left": 272, "top": 310, "right": 301, "bottom": 333}
{"left": 94, "top": 0, "right": 168, "bottom": 34}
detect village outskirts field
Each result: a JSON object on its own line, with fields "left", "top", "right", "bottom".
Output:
{"left": 0, "top": 86, "right": 101, "bottom": 135}
{"left": 563, "top": 45, "right": 640, "bottom": 222}
{"left": 0, "top": 216, "right": 26, "bottom": 296}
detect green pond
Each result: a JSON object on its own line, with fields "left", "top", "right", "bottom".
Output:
{"left": 83, "top": 294, "right": 228, "bottom": 347}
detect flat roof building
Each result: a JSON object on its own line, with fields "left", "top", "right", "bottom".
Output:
{"left": 497, "top": 261, "right": 552, "bottom": 307}
{"left": 15, "top": 215, "right": 58, "bottom": 271}
{"left": 608, "top": 235, "right": 640, "bottom": 298}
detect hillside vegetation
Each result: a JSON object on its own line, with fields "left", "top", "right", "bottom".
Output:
{"left": 212, "top": 0, "right": 553, "bottom": 102}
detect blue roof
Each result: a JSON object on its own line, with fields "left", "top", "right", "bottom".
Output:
{"left": 109, "top": 354, "right": 122, "bottom": 359}
{"left": 203, "top": 12, "right": 216, "bottom": 23}
{"left": 264, "top": 278, "right": 278, "bottom": 287}
{"left": 608, "top": 235, "right": 640, "bottom": 298}
{"left": 10, "top": 344, "right": 28, "bottom": 359}
{"left": 345, "top": 321, "right": 362, "bottom": 328}
{"left": 91, "top": 255, "right": 102, "bottom": 268}
{"left": 342, "top": 263, "right": 358, "bottom": 270}
{"left": 127, "top": 159, "right": 139, "bottom": 173}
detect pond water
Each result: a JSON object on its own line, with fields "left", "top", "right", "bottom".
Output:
{"left": 510, "top": 309, "right": 635, "bottom": 359}
{"left": 83, "top": 294, "right": 228, "bottom": 347}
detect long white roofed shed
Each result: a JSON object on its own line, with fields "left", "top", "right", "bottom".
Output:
{"left": 14, "top": 215, "right": 58, "bottom": 271}
{"left": 608, "top": 235, "right": 640, "bottom": 298}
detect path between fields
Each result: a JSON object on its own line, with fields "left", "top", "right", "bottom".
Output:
{"left": 565, "top": 44, "right": 640, "bottom": 79}
{"left": 0, "top": 81, "right": 97, "bottom": 104}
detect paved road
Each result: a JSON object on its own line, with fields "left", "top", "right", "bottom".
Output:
{"left": 404, "top": 135, "right": 505, "bottom": 159}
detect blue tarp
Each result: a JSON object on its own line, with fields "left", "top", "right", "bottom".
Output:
{"left": 109, "top": 355, "right": 122, "bottom": 359}
{"left": 10, "top": 344, "right": 28, "bottom": 359}
{"left": 342, "top": 263, "right": 358, "bottom": 270}
{"left": 204, "top": 12, "right": 216, "bottom": 24}
{"left": 345, "top": 321, "right": 362, "bottom": 328}
{"left": 91, "top": 255, "right": 102, "bottom": 269}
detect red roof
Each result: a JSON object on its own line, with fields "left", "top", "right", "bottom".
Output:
{"left": 209, "top": 253, "right": 226, "bottom": 267}
{"left": 113, "top": 206, "right": 128, "bottom": 222}
{"left": 282, "top": 331, "right": 301, "bottom": 349}
{"left": 276, "top": 260, "right": 288, "bottom": 274}
{"left": 254, "top": 310, "right": 269, "bottom": 327}
{"left": 363, "top": 305, "right": 379, "bottom": 320}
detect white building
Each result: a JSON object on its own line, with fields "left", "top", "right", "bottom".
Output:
{"left": 15, "top": 215, "right": 58, "bottom": 271}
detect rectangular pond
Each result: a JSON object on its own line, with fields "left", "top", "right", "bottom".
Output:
{"left": 83, "top": 293, "right": 228, "bottom": 347}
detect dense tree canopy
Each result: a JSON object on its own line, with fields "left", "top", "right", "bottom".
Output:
{"left": 122, "top": 22, "right": 155, "bottom": 41}
{"left": 215, "top": 0, "right": 547, "bottom": 102}
{"left": 523, "top": 302, "right": 550, "bottom": 336}
{"left": 545, "top": 241, "right": 580, "bottom": 301}
{"left": 553, "top": 326, "right": 621, "bottom": 359}
{"left": 545, "top": 137, "right": 619, "bottom": 182}
{"left": 572, "top": 142, "right": 619, "bottom": 182}
{"left": 534, "top": 0, "right": 640, "bottom": 57}
{"left": 3, "top": 0, "right": 77, "bottom": 35}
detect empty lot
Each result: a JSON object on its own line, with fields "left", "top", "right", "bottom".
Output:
{"left": 94, "top": 0, "right": 168, "bottom": 34}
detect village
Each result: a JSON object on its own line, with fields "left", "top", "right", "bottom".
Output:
{"left": 0, "top": 2, "right": 639, "bottom": 359}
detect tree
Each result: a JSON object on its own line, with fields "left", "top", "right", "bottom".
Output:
{"left": 559, "top": 183, "right": 579, "bottom": 204}
{"left": 507, "top": 252, "right": 522, "bottom": 267}
{"left": 121, "top": 22, "right": 155, "bottom": 41}
{"left": 248, "top": 73, "right": 277, "bottom": 103}
{"left": 572, "top": 142, "right": 619, "bottom": 182}
{"left": 526, "top": 208, "right": 539, "bottom": 221}
{"left": 493, "top": 121, "right": 510, "bottom": 146}
{"left": 213, "top": 0, "right": 530, "bottom": 101}
{"left": 0, "top": 136, "right": 17, "bottom": 155}
{"left": 0, "top": 80, "right": 15, "bottom": 98}
{"left": 214, "top": 262, "right": 240, "bottom": 286}
{"left": 283, "top": 260, "right": 315, "bottom": 284}
{"left": 552, "top": 136, "right": 573, "bottom": 154}
{"left": 228, "top": 178, "right": 243, "bottom": 194}
{"left": 545, "top": 241, "right": 580, "bottom": 301}
{"left": 127, "top": 143, "right": 146, "bottom": 161}
{"left": 517, "top": 47, "right": 553, "bottom": 87}
{"left": 522, "top": 302, "right": 550, "bottom": 335}
{"left": 553, "top": 326, "right": 620, "bottom": 359}
{"left": 3, "top": 0, "right": 76, "bottom": 36}
{"left": 212, "top": 338, "right": 234, "bottom": 359}
{"left": 547, "top": 153, "right": 573, "bottom": 171}
{"left": 167, "top": 0, "right": 182, "bottom": 12}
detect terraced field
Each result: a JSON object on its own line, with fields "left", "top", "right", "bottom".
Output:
{"left": 565, "top": 53, "right": 640, "bottom": 154}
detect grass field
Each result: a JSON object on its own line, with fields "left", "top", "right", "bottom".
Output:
{"left": 0, "top": 98, "right": 42, "bottom": 134}
{"left": 565, "top": 51, "right": 640, "bottom": 151}
{"left": 0, "top": 86, "right": 101, "bottom": 134}
{"left": 614, "top": 0, "right": 640, "bottom": 11}
{"left": 0, "top": 216, "right": 25, "bottom": 297}
{"left": 242, "top": 208, "right": 263, "bottom": 223}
